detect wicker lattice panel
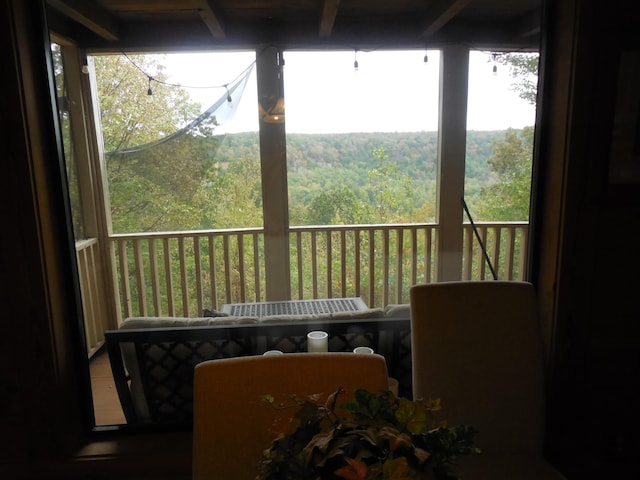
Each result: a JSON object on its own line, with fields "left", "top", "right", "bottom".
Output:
{"left": 138, "top": 338, "right": 250, "bottom": 423}
{"left": 107, "top": 318, "right": 413, "bottom": 427}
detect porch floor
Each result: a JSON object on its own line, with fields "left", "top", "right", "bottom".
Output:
{"left": 90, "top": 348, "right": 126, "bottom": 425}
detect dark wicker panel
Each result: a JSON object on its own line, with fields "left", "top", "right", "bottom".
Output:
{"left": 138, "top": 338, "right": 252, "bottom": 423}
{"left": 106, "top": 318, "right": 413, "bottom": 428}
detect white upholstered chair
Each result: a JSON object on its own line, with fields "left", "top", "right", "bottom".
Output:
{"left": 192, "top": 352, "right": 390, "bottom": 480}
{"left": 410, "top": 281, "right": 566, "bottom": 479}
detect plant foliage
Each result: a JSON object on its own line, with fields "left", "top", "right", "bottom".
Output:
{"left": 257, "top": 388, "right": 479, "bottom": 480}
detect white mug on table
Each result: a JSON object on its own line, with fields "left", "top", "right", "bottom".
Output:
{"left": 307, "top": 331, "right": 328, "bottom": 352}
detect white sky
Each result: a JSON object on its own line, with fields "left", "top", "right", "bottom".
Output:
{"left": 163, "top": 49, "right": 537, "bottom": 134}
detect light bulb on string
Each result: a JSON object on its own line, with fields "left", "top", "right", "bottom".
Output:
{"left": 353, "top": 49, "right": 359, "bottom": 72}
{"left": 147, "top": 76, "right": 153, "bottom": 96}
{"left": 278, "top": 49, "right": 285, "bottom": 74}
{"left": 225, "top": 84, "right": 232, "bottom": 103}
{"left": 424, "top": 51, "right": 429, "bottom": 64}
{"left": 491, "top": 53, "right": 498, "bottom": 75}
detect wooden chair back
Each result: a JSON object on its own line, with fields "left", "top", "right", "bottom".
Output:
{"left": 192, "top": 352, "right": 389, "bottom": 480}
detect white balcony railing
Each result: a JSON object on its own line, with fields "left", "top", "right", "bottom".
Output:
{"left": 75, "top": 238, "right": 112, "bottom": 356}
{"left": 75, "top": 222, "right": 528, "bottom": 355}
{"left": 100, "top": 222, "right": 527, "bottom": 323}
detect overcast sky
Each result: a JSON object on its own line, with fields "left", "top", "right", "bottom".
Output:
{"left": 163, "top": 49, "right": 536, "bottom": 134}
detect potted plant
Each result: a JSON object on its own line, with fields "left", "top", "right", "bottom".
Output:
{"left": 257, "top": 388, "right": 478, "bottom": 480}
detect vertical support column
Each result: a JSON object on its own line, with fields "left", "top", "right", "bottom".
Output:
{"left": 436, "top": 44, "right": 469, "bottom": 281}
{"left": 60, "top": 45, "right": 120, "bottom": 329}
{"left": 256, "top": 46, "right": 291, "bottom": 300}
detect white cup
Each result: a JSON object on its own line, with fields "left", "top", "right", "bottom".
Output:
{"left": 263, "top": 350, "right": 283, "bottom": 356}
{"left": 307, "top": 331, "right": 329, "bottom": 352}
{"left": 353, "top": 346, "right": 374, "bottom": 354}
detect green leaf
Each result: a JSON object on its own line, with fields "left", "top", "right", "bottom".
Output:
{"left": 395, "top": 397, "right": 428, "bottom": 434}
{"left": 381, "top": 457, "right": 415, "bottom": 479}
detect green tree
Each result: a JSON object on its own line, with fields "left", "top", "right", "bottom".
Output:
{"left": 476, "top": 52, "right": 539, "bottom": 221}
{"left": 496, "top": 53, "right": 539, "bottom": 105}
{"left": 202, "top": 153, "right": 263, "bottom": 229}
{"left": 367, "top": 147, "right": 415, "bottom": 223}
{"left": 94, "top": 54, "right": 222, "bottom": 232}
{"left": 477, "top": 127, "right": 534, "bottom": 221}
{"left": 306, "top": 187, "right": 366, "bottom": 225}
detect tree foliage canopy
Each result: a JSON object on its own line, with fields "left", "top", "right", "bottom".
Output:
{"left": 90, "top": 52, "right": 538, "bottom": 234}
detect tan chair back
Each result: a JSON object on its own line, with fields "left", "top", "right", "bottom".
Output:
{"left": 410, "top": 281, "right": 546, "bottom": 455}
{"left": 193, "top": 352, "right": 389, "bottom": 480}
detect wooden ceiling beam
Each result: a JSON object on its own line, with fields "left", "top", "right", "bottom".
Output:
{"left": 319, "top": 0, "right": 340, "bottom": 37}
{"left": 194, "top": 0, "right": 226, "bottom": 39}
{"left": 46, "top": 0, "right": 119, "bottom": 41}
{"left": 420, "top": 0, "right": 472, "bottom": 37}
{"left": 513, "top": 8, "right": 541, "bottom": 38}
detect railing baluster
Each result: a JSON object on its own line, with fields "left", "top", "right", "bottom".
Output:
{"left": 163, "top": 237, "right": 174, "bottom": 316}
{"left": 326, "top": 230, "right": 332, "bottom": 298}
{"left": 368, "top": 229, "right": 375, "bottom": 307}
{"left": 462, "top": 225, "right": 472, "bottom": 280}
{"left": 237, "top": 233, "right": 246, "bottom": 303}
{"left": 148, "top": 238, "right": 161, "bottom": 316}
{"left": 311, "top": 232, "right": 318, "bottom": 299}
{"left": 491, "top": 226, "right": 501, "bottom": 280}
{"left": 223, "top": 235, "right": 232, "bottom": 304}
{"left": 383, "top": 229, "right": 390, "bottom": 306}
{"left": 395, "top": 227, "right": 403, "bottom": 303}
{"left": 253, "top": 233, "right": 261, "bottom": 302}
{"left": 117, "top": 240, "right": 131, "bottom": 318}
{"left": 354, "top": 228, "right": 361, "bottom": 298}
{"left": 133, "top": 238, "right": 146, "bottom": 316}
{"left": 178, "top": 237, "right": 188, "bottom": 316}
{"left": 89, "top": 242, "right": 107, "bottom": 340}
{"left": 425, "top": 226, "right": 433, "bottom": 283}
{"left": 77, "top": 247, "right": 96, "bottom": 351}
{"left": 194, "top": 236, "right": 203, "bottom": 315}
{"left": 410, "top": 228, "right": 418, "bottom": 287}
{"left": 518, "top": 225, "right": 528, "bottom": 280}
{"left": 340, "top": 230, "right": 347, "bottom": 298}
{"left": 208, "top": 234, "right": 218, "bottom": 310}
{"left": 479, "top": 226, "right": 488, "bottom": 280}
{"left": 295, "top": 231, "right": 303, "bottom": 299}
{"left": 504, "top": 226, "right": 515, "bottom": 281}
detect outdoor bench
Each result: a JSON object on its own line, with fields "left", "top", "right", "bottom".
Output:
{"left": 105, "top": 306, "right": 412, "bottom": 428}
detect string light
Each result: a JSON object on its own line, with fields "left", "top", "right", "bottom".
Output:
{"left": 424, "top": 51, "right": 429, "bottom": 64}
{"left": 277, "top": 50, "right": 285, "bottom": 73}
{"left": 491, "top": 53, "right": 498, "bottom": 74}
{"left": 353, "top": 49, "right": 359, "bottom": 71}
{"left": 121, "top": 51, "right": 255, "bottom": 100}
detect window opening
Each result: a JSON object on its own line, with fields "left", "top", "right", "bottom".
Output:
{"left": 283, "top": 50, "right": 441, "bottom": 302}
{"left": 91, "top": 51, "right": 260, "bottom": 234}
{"left": 463, "top": 50, "right": 539, "bottom": 280}
{"left": 51, "top": 43, "right": 85, "bottom": 240}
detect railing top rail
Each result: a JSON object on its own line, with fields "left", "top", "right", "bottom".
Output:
{"left": 463, "top": 221, "right": 529, "bottom": 226}
{"left": 290, "top": 223, "right": 437, "bottom": 233}
{"left": 75, "top": 237, "right": 99, "bottom": 249}
{"left": 110, "top": 227, "right": 264, "bottom": 240}
{"left": 109, "top": 223, "right": 442, "bottom": 240}
{"left": 109, "top": 221, "right": 527, "bottom": 241}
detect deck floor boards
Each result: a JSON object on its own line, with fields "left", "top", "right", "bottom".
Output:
{"left": 90, "top": 348, "right": 126, "bottom": 425}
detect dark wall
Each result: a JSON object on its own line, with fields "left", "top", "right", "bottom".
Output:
{"left": 536, "top": 0, "right": 640, "bottom": 477}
